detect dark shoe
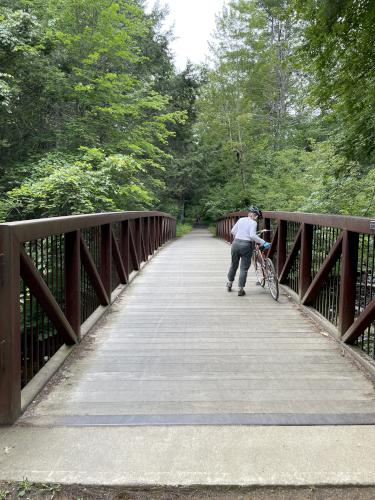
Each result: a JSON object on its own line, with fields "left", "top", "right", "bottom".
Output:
{"left": 238, "top": 288, "right": 246, "bottom": 296}
{"left": 226, "top": 282, "right": 232, "bottom": 292}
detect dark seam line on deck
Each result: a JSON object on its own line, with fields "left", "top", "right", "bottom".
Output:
{"left": 50, "top": 413, "right": 375, "bottom": 426}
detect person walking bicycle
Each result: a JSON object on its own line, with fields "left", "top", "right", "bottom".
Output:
{"left": 226, "top": 206, "right": 270, "bottom": 296}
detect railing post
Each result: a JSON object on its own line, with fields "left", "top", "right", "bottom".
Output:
{"left": 338, "top": 230, "right": 359, "bottom": 338}
{"left": 157, "top": 216, "right": 162, "bottom": 247}
{"left": 0, "top": 227, "right": 21, "bottom": 424}
{"left": 150, "top": 216, "right": 155, "bottom": 253}
{"left": 121, "top": 220, "right": 130, "bottom": 277}
{"left": 153, "top": 217, "right": 157, "bottom": 250}
{"left": 160, "top": 217, "right": 167, "bottom": 244}
{"left": 277, "top": 220, "right": 287, "bottom": 276}
{"left": 64, "top": 230, "right": 81, "bottom": 338}
{"left": 263, "top": 218, "right": 271, "bottom": 242}
{"left": 159, "top": 218, "right": 163, "bottom": 245}
{"left": 134, "top": 218, "right": 142, "bottom": 264}
{"left": 299, "top": 223, "right": 313, "bottom": 300}
{"left": 100, "top": 224, "right": 112, "bottom": 302}
{"left": 145, "top": 217, "right": 151, "bottom": 257}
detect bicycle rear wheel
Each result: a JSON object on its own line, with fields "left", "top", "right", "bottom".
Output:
{"left": 254, "top": 253, "right": 265, "bottom": 287}
{"left": 265, "top": 257, "right": 279, "bottom": 300}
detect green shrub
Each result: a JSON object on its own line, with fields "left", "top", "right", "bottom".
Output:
{"left": 176, "top": 223, "right": 193, "bottom": 237}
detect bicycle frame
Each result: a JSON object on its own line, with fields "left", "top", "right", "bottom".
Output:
{"left": 253, "top": 234, "right": 279, "bottom": 300}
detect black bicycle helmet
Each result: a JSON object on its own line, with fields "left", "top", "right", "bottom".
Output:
{"left": 248, "top": 206, "right": 263, "bottom": 219}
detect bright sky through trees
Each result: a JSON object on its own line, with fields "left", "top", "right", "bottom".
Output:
{"left": 147, "top": 0, "right": 225, "bottom": 69}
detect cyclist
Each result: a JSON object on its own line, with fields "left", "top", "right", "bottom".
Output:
{"left": 226, "top": 206, "right": 271, "bottom": 296}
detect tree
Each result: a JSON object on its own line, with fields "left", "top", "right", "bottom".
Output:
{"left": 0, "top": 0, "right": 187, "bottom": 220}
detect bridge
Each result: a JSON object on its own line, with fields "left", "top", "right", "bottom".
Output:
{"left": 0, "top": 211, "right": 375, "bottom": 486}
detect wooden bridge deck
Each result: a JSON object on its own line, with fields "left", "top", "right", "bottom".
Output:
{"left": 21, "top": 229, "right": 375, "bottom": 426}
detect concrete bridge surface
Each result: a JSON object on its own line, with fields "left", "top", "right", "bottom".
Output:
{"left": 1, "top": 229, "right": 375, "bottom": 486}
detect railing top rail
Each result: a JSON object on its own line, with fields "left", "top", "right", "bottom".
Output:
{"left": 0, "top": 211, "right": 175, "bottom": 242}
{"left": 218, "top": 211, "right": 375, "bottom": 234}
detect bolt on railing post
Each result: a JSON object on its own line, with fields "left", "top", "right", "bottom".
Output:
{"left": 277, "top": 220, "right": 287, "bottom": 276}
{"left": 338, "top": 230, "right": 359, "bottom": 339}
{"left": 0, "top": 227, "right": 21, "bottom": 424}
{"left": 100, "top": 224, "right": 112, "bottom": 302}
{"left": 299, "top": 223, "right": 313, "bottom": 300}
{"left": 64, "top": 230, "right": 81, "bottom": 338}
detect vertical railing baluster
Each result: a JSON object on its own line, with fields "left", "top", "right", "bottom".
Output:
{"left": 338, "top": 230, "right": 359, "bottom": 338}
{"left": 0, "top": 227, "right": 21, "bottom": 424}
{"left": 65, "top": 230, "right": 81, "bottom": 337}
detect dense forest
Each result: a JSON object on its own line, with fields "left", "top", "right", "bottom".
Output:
{"left": 0, "top": 0, "right": 374, "bottom": 223}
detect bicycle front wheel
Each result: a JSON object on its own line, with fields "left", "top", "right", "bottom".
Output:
{"left": 265, "top": 257, "right": 279, "bottom": 300}
{"left": 254, "top": 253, "right": 265, "bottom": 287}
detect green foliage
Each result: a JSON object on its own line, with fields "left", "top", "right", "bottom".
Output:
{"left": 176, "top": 222, "right": 193, "bottom": 237}
{"left": 0, "top": 489, "right": 10, "bottom": 500}
{"left": 1, "top": 149, "right": 156, "bottom": 221}
{"left": 0, "top": 0, "right": 189, "bottom": 220}
{"left": 191, "top": 0, "right": 375, "bottom": 219}
{"left": 17, "top": 478, "right": 32, "bottom": 498}
{"left": 0, "top": 0, "right": 374, "bottom": 223}
{"left": 294, "top": 0, "right": 375, "bottom": 164}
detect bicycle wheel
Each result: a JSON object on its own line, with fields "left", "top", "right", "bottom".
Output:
{"left": 254, "top": 253, "right": 265, "bottom": 287}
{"left": 265, "top": 257, "right": 279, "bottom": 300}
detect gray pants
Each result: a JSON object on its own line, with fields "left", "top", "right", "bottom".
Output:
{"left": 227, "top": 239, "right": 253, "bottom": 288}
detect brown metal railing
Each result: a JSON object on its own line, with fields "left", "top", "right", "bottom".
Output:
{"left": 0, "top": 211, "right": 176, "bottom": 424}
{"left": 217, "top": 211, "right": 375, "bottom": 358}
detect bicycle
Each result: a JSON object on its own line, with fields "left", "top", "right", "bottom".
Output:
{"left": 253, "top": 230, "right": 279, "bottom": 300}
